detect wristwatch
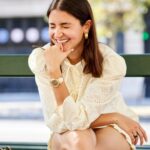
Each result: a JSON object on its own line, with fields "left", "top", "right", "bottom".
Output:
{"left": 50, "top": 77, "right": 64, "bottom": 88}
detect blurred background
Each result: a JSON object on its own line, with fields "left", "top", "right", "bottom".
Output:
{"left": 0, "top": 0, "right": 150, "bottom": 145}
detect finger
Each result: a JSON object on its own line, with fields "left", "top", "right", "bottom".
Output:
{"left": 139, "top": 126, "right": 148, "bottom": 142}
{"left": 52, "top": 39, "right": 60, "bottom": 46}
{"left": 51, "top": 42, "right": 63, "bottom": 52}
{"left": 51, "top": 39, "right": 57, "bottom": 45}
{"left": 55, "top": 41, "right": 64, "bottom": 52}
{"left": 132, "top": 130, "right": 137, "bottom": 137}
{"left": 54, "top": 42, "right": 62, "bottom": 50}
{"left": 134, "top": 136, "right": 139, "bottom": 145}
{"left": 129, "top": 133, "right": 135, "bottom": 144}
{"left": 136, "top": 128, "right": 144, "bottom": 145}
{"left": 132, "top": 130, "right": 138, "bottom": 145}
{"left": 59, "top": 43, "right": 64, "bottom": 52}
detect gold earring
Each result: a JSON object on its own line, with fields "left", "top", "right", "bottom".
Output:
{"left": 85, "top": 33, "right": 88, "bottom": 39}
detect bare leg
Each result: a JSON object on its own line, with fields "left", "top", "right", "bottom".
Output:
{"left": 50, "top": 128, "right": 96, "bottom": 150}
{"left": 94, "top": 126, "right": 131, "bottom": 150}
{"left": 49, "top": 133, "right": 62, "bottom": 150}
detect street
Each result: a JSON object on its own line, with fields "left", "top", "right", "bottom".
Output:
{"left": 0, "top": 119, "right": 150, "bottom": 145}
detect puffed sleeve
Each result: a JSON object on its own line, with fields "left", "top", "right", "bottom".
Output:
{"left": 28, "top": 47, "right": 46, "bottom": 74}
{"left": 49, "top": 45, "right": 127, "bottom": 132}
{"left": 28, "top": 43, "right": 52, "bottom": 74}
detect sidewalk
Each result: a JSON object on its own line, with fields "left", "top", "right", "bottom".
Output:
{"left": 0, "top": 119, "right": 150, "bottom": 145}
{"left": 0, "top": 119, "right": 50, "bottom": 143}
{"left": 1, "top": 93, "right": 150, "bottom": 120}
{"left": 0, "top": 92, "right": 150, "bottom": 145}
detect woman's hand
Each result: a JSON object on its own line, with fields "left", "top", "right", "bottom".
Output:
{"left": 43, "top": 43, "right": 73, "bottom": 74}
{"left": 116, "top": 113, "right": 148, "bottom": 145}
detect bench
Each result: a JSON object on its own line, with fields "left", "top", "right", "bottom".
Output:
{"left": 0, "top": 54, "right": 150, "bottom": 150}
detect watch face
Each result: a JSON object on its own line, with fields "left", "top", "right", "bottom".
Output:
{"left": 51, "top": 79, "right": 59, "bottom": 86}
{"left": 50, "top": 77, "right": 63, "bottom": 87}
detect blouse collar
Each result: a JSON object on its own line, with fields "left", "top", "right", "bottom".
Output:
{"left": 63, "top": 58, "right": 85, "bottom": 72}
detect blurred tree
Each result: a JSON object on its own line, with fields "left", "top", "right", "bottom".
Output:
{"left": 89, "top": 0, "right": 150, "bottom": 39}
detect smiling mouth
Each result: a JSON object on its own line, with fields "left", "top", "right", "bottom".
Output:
{"left": 54, "top": 39, "right": 69, "bottom": 44}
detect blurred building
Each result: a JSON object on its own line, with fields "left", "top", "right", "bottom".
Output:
{"left": 0, "top": 0, "right": 51, "bottom": 54}
{"left": 0, "top": 0, "right": 52, "bottom": 93}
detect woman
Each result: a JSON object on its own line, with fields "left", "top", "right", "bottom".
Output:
{"left": 28, "top": 0, "right": 148, "bottom": 149}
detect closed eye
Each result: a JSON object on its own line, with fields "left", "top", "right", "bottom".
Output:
{"left": 63, "top": 26, "right": 70, "bottom": 29}
{"left": 49, "top": 26, "right": 55, "bottom": 29}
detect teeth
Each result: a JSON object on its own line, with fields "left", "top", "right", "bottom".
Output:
{"left": 56, "top": 39, "right": 68, "bottom": 43}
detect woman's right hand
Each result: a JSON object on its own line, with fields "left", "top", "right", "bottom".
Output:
{"left": 116, "top": 113, "right": 148, "bottom": 145}
{"left": 42, "top": 43, "right": 73, "bottom": 74}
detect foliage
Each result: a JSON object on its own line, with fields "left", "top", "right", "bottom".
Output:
{"left": 89, "top": 0, "right": 150, "bottom": 37}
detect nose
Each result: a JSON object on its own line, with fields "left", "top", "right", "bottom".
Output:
{"left": 54, "top": 29, "right": 63, "bottom": 38}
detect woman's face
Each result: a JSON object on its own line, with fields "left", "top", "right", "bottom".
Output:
{"left": 48, "top": 9, "right": 89, "bottom": 54}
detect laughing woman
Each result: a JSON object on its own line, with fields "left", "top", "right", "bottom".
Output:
{"left": 28, "top": 0, "right": 147, "bottom": 150}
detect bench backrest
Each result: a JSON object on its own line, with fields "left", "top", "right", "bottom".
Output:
{"left": 0, "top": 54, "right": 150, "bottom": 77}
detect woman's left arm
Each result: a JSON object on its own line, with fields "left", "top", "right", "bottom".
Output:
{"left": 90, "top": 112, "right": 148, "bottom": 145}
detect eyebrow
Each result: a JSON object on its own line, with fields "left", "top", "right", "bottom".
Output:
{"left": 49, "top": 22, "right": 71, "bottom": 26}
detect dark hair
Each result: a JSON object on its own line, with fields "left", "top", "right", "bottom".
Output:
{"left": 47, "top": 0, "right": 103, "bottom": 77}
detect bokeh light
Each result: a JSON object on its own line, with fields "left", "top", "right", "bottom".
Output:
{"left": 0, "top": 28, "right": 9, "bottom": 44}
{"left": 41, "top": 27, "right": 49, "bottom": 42}
{"left": 26, "top": 27, "right": 39, "bottom": 43}
{"left": 10, "top": 28, "right": 24, "bottom": 43}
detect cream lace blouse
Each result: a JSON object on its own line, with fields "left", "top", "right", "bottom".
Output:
{"left": 28, "top": 43, "right": 138, "bottom": 134}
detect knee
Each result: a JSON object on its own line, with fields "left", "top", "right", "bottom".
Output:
{"left": 70, "top": 137, "right": 91, "bottom": 150}
{"left": 67, "top": 132, "right": 85, "bottom": 148}
{"left": 64, "top": 130, "right": 96, "bottom": 150}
